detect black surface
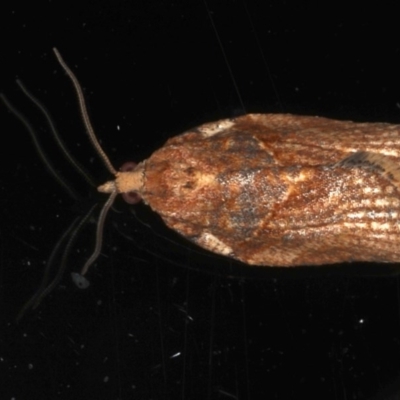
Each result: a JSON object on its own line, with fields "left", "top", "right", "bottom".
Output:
{"left": 2, "top": 1, "right": 400, "bottom": 399}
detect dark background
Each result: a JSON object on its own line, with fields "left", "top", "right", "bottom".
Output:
{"left": 2, "top": 1, "right": 400, "bottom": 399}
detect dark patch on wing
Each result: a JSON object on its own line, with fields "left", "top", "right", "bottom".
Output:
{"left": 338, "top": 151, "right": 400, "bottom": 188}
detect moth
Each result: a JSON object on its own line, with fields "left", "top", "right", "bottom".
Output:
{"left": 8, "top": 49, "right": 400, "bottom": 282}
{"left": 103, "top": 113, "right": 400, "bottom": 267}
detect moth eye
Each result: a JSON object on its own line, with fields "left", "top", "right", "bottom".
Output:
{"left": 120, "top": 161, "right": 142, "bottom": 204}
{"left": 123, "top": 191, "right": 142, "bottom": 204}
{"left": 121, "top": 161, "right": 138, "bottom": 172}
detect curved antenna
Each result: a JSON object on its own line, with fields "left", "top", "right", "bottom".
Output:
{"left": 0, "top": 93, "right": 79, "bottom": 200}
{"left": 80, "top": 190, "right": 118, "bottom": 275}
{"left": 53, "top": 48, "right": 118, "bottom": 176}
{"left": 30, "top": 205, "right": 96, "bottom": 308}
{"left": 16, "top": 218, "right": 79, "bottom": 322}
{"left": 16, "top": 79, "right": 96, "bottom": 187}
{"left": 16, "top": 204, "right": 96, "bottom": 321}
{"left": 52, "top": 48, "right": 122, "bottom": 277}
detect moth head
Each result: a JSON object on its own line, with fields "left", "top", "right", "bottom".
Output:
{"left": 97, "top": 161, "right": 145, "bottom": 205}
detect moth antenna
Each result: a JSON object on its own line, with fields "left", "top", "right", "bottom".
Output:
{"left": 16, "top": 217, "right": 79, "bottom": 322}
{"left": 71, "top": 272, "right": 90, "bottom": 289}
{"left": 80, "top": 190, "right": 118, "bottom": 275}
{"left": 16, "top": 204, "right": 96, "bottom": 321}
{"left": 0, "top": 93, "right": 79, "bottom": 200}
{"left": 53, "top": 47, "right": 118, "bottom": 176}
{"left": 53, "top": 49, "right": 121, "bottom": 276}
{"left": 30, "top": 204, "right": 97, "bottom": 311}
{"left": 15, "top": 79, "right": 96, "bottom": 187}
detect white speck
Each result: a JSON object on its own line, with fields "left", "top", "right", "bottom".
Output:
{"left": 359, "top": 319, "right": 364, "bottom": 324}
{"left": 375, "top": 198, "right": 390, "bottom": 207}
{"left": 199, "top": 119, "right": 235, "bottom": 137}
{"left": 170, "top": 352, "right": 181, "bottom": 359}
{"left": 371, "top": 221, "right": 390, "bottom": 231}
{"left": 361, "top": 199, "right": 372, "bottom": 207}
{"left": 353, "top": 222, "right": 367, "bottom": 229}
{"left": 97, "top": 299, "right": 102, "bottom": 306}
{"left": 28, "top": 364, "right": 33, "bottom": 370}
{"left": 199, "top": 232, "right": 232, "bottom": 255}
{"left": 363, "top": 187, "right": 373, "bottom": 194}
{"left": 347, "top": 211, "right": 366, "bottom": 220}
{"left": 117, "top": 125, "right": 120, "bottom": 131}
{"left": 104, "top": 376, "right": 109, "bottom": 383}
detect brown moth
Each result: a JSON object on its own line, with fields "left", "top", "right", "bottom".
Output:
{"left": 6, "top": 50, "right": 400, "bottom": 320}
{"left": 101, "top": 113, "right": 400, "bottom": 267}
{"left": 23, "top": 49, "right": 400, "bottom": 278}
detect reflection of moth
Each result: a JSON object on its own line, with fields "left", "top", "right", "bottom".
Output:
{"left": 103, "top": 114, "right": 400, "bottom": 267}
